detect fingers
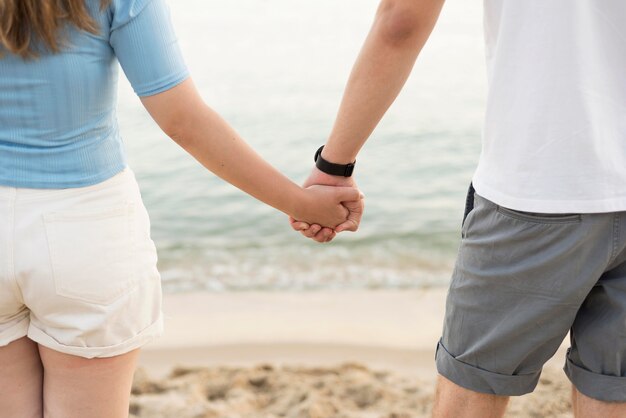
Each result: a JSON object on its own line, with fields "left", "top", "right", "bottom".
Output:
{"left": 335, "top": 219, "right": 358, "bottom": 233}
{"left": 291, "top": 221, "right": 311, "bottom": 231}
{"left": 335, "top": 198, "right": 364, "bottom": 233}
{"left": 291, "top": 191, "right": 362, "bottom": 238}
{"left": 291, "top": 182, "right": 364, "bottom": 242}
{"left": 297, "top": 225, "right": 335, "bottom": 242}
{"left": 319, "top": 228, "right": 336, "bottom": 242}
{"left": 293, "top": 223, "right": 310, "bottom": 231}
{"left": 289, "top": 216, "right": 310, "bottom": 231}
{"left": 333, "top": 186, "right": 364, "bottom": 203}
{"left": 324, "top": 229, "right": 337, "bottom": 242}
{"left": 300, "top": 224, "right": 322, "bottom": 239}
{"left": 303, "top": 227, "right": 336, "bottom": 243}
{"left": 291, "top": 216, "right": 335, "bottom": 242}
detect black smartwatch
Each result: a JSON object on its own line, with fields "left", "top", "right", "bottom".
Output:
{"left": 314, "top": 146, "right": 356, "bottom": 177}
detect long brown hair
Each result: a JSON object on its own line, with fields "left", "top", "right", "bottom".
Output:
{"left": 0, "top": 0, "right": 111, "bottom": 58}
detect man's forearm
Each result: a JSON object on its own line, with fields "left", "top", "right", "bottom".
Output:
{"left": 321, "top": 0, "right": 445, "bottom": 164}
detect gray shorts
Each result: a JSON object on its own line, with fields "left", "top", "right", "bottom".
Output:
{"left": 436, "top": 184, "right": 626, "bottom": 402}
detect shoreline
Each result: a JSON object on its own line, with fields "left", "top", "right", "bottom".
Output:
{"left": 143, "top": 289, "right": 449, "bottom": 351}
{"left": 138, "top": 288, "right": 570, "bottom": 381}
{"left": 134, "top": 289, "right": 573, "bottom": 417}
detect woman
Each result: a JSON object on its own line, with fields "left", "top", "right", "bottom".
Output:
{"left": 0, "top": 0, "right": 362, "bottom": 416}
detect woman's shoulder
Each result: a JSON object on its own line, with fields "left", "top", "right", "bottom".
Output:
{"left": 107, "top": 0, "right": 160, "bottom": 31}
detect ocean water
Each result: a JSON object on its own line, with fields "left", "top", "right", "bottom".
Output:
{"left": 117, "top": 0, "right": 486, "bottom": 292}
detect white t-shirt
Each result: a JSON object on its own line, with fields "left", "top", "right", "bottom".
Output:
{"left": 473, "top": 0, "right": 626, "bottom": 213}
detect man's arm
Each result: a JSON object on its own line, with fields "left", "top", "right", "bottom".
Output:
{"left": 293, "top": 0, "right": 445, "bottom": 242}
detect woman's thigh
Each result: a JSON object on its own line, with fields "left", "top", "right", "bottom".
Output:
{"left": 0, "top": 337, "right": 43, "bottom": 418}
{"left": 39, "top": 346, "right": 139, "bottom": 418}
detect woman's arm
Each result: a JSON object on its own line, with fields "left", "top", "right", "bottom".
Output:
{"left": 140, "top": 78, "right": 362, "bottom": 228}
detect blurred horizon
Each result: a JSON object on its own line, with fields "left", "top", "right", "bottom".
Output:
{"left": 118, "top": 0, "right": 486, "bottom": 293}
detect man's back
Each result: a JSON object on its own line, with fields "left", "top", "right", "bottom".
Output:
{"left": 475, "top": 0, "right": 626, "bottom": 212}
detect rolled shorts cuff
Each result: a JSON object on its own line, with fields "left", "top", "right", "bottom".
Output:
{"left": 27, "top": 313, "right": 164, "bottom": 359}
{"left": 435, "top": 340, "right": 540, "bottom": 396}
{"left": 564, "top": 357, "right": 626, "bottom": 402}
{"left": 0, "top": 316, "right": 29, "bottom": 347}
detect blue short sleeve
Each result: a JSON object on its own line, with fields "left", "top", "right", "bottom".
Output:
{"left": 109, "top": 0, "right": 190, "bottom": 97}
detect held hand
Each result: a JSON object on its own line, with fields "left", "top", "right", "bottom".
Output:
{"left": 291, "top": 184, "right": 363, "bottom": 229}
{"left": 290, "top": 167, "right": 365, "bottom": 243}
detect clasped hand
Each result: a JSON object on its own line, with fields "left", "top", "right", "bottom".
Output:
{"left": 289, "top": 167, "right": 364, "bottom": 243}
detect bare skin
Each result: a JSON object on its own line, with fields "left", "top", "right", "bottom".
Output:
{"left": 0, "top": 339, "right": 134, "bottom": 417}
{"left": 290, "top": 0, "right": 445, "bottom": 241}
{"left": 432, "top": 374, "right": 626, "bottom": 418}
{"left": 432, "top": 375, "right": 509, "bottom": 418}
{"left": 572, "top": 386, "right": 626, "bottom": 418}
{"left": 38, "top": 346, "right": 139, "bottom": 418}
{"left": 0, "top": 337, "right": 43, "bottom": 418}
{"left": 289, "top": 167, "right": 363, "bottom": 242}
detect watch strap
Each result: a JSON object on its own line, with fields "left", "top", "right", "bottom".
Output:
{"left": 314, "top": 146, "right": 355, "bottom": 177}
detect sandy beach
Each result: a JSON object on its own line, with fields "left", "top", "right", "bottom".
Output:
{"left": 133, "top": 290, "right": 573, "bottom": 417}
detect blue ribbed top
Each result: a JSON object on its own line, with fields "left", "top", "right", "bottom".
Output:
{"left": 0, "top": 0, "right": 189, "bottom": 188}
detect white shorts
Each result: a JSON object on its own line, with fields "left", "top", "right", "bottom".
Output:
{"left": 0, "top": 168, "right": 163, "bottom": 358}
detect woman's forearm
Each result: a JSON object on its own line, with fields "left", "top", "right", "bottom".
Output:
{"left": 141, "top": 80, "right": 303, "bottom": 217}
{"left": 321, "top": 0, "right": 445, "bottom": 164}
{"left": 174, "top": 104, "right": 304, "bottom": 216}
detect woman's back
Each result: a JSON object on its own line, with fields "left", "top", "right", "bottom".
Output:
{"left": 0, "top": 0, "right": 188, "bottom": 188}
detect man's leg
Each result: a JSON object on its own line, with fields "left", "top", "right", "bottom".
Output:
{"left": 0, "top": 336, "right": 44, "bottom": 418}
{"left": 564, "top": 244, "right": 626, "bottom": 416}
{"left": 432, "top": 375, "right": 508, "bottom": 418}
{"left": 572, "top": 387, "right": 626, "bottom": 418}
{"left": 436, "top": 188, "right": 613, "bottom": 416}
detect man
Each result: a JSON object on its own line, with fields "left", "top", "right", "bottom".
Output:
{"left": 291, "top": 0, "right": 626, "bottom": 416}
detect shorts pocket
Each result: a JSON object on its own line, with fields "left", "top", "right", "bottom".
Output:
{"left": 496, "top": 206, "right": 582, "bottom": 224}
{"left": 461, "top": 183, "right": 476, "bottom": 239}
{"left": 462, "top": 183, "right": 476, "bottom": 227}
{"left": 43, "top": 203, "right": 137, "bottom": 305}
